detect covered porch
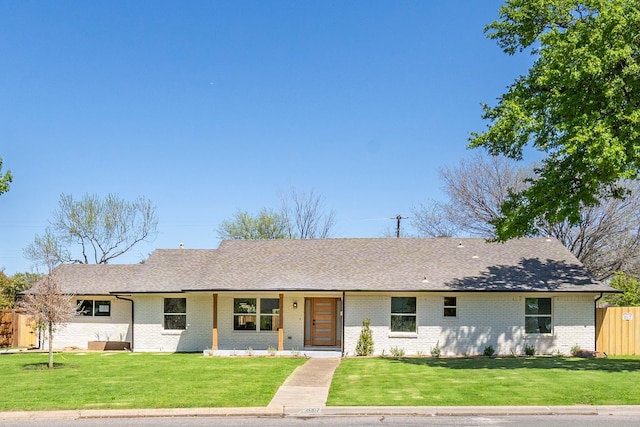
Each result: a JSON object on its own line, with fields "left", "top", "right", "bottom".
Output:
{"left": 208, "top": 291, "right": 343, "bottom": 354}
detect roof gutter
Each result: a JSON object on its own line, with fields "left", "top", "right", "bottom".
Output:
{"left": 115, "top": 295, "right": 134, "bottom": 351}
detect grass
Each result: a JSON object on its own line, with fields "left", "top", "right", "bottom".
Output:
{"left": 0, "top": 352, "right": 306, "bottom": 411}
{"left": 328, "top": 356, "right": 640, "bottom": 406}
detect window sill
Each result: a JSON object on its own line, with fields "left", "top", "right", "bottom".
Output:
{"left": 161, "top": 329, "right": 185, "bottom": 335}
{"left": 388, "top": 332, "right": 418, "bottom": 339}
{"left": 74, "top": 316, "right": 112, "bottom": 319}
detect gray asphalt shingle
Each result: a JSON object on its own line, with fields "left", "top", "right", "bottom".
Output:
{"left": 50, "top": 237, "right": 614, "bottom": 294}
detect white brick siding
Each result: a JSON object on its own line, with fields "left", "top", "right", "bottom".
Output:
{"left": 47, "top": 296, "right": 131, "bottom": 350}
{"left": 133, "top": 293, "right": 212, "bottom": 352}
{"left": 51, "top": 291, "right": 598, "bottom": 355}
{"left": 343, "top": 292, "right": 597, "bottom": 356}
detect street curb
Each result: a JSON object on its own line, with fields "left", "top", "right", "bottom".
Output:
{"left": 2, "top": 406, "right": 640, "bottom": 421}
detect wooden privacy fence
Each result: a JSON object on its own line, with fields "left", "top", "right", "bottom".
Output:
{"left": 0, "top": 310, "right": 37, "bottom": 348}
{"left": 596, "top": 307, "right": 640, "bottom": 356}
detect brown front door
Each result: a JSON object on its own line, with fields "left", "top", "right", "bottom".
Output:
{"left": 310, "top": 298, "right": 336, "bottom": 346}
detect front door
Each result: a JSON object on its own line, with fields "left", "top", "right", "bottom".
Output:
{"left": 310, "top": 298, "right": 336, "bottom": 346}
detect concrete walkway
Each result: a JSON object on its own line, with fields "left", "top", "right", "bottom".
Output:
{"left": 268, "top": 357, "right": 341, "bottom": 411}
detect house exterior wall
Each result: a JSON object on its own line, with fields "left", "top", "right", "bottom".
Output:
{"left": 49, "top": 291, "right": 597, "bottom": 355}
{"left": 47, "top": 296, "right": 131, "bottom": 350}
{"left": 133, "top": 293, "right": 212, "bottom": 352}
{"left": 343, "top": 292, "right": 597, "bottom": 356}
{"left": 215, "top": 293, "right": 315, "bottom": 351}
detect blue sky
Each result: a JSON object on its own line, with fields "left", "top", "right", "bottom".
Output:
{"left": 0, "top": 1, "right": 533, "bottom": 275}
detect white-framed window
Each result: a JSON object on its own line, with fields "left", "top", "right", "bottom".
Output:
{"left": 443, "top": 296, "right": 457, "bottom": 318}
{"left": 525, "top": 298, "right": 552, "bottom": 333}
{"left": 164, "top": 298, "right": 186, "bottom": 330}
{"left": 390, "top": 296, "right": 416, "bottom": 332}
{"left": 234, "top": 298, "right": 280, "bottom": 331}
{"left": 77, "top": 300, "right": 111, "bottom": 317}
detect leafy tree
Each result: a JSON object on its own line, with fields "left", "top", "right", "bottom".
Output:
{"left": 0, "top": 156, "right": 11, "bottom": 195}
{"left": 282, "top": 187, "right": 336, "bottom": 239}
{"left": 218, "top": 188, "right": 336, "bottom": 240}
{"left": 217, "top": 209, "right": 288, "bottom": 240}
{"left": 24, "top": 193, "right": 158, "bottom": 268}
{"left": 605, "top": 272, "right": 640, "bottom": 306}
{"left": 0, "top": 271, "right": 40, "bottom": 310}
{"left": 412, "top": 154, "right": 640, "bottom": 280}
{"left": 19, "top": 271, "right": 77, "bottom": 368}
{"left": 469, "top": 0, "right": 640, "bottom": 241}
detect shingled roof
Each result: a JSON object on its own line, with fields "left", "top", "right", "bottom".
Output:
{"left": 51, "top": 237, "right": 614, "bottom": 294}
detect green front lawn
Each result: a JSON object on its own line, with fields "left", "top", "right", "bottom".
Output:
{"left": 328, "top": 356, "right": 640, "bottom": 406}
{"left": 0, "top": 352, "right": 306, "bottom": 411}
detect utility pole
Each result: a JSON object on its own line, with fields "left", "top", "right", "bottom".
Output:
{"left": 393, "top": 214, "right": 408, "bottom": 238}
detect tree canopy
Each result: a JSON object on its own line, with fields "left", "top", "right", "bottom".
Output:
{"left": 24, "top": 193, "right": 158, "bottom": 268}
{"left": 469, "top": 0, "right": 640, "bottom": 240}
{"left": 605, "top": 271, "right": 640, "bottom": 306}
{"left": 412, "top": 154, "right": 640, "bottom": 281}
{"left": 0, "top": 156, "right": 11, "bottom": 196}
{"left": 217, "top": 188, "right": 336, "bottom": 241}
{"left": 0, "top": 271, "right": 39, "bottom": 310}
{"left": 217, "top": 209, "right": 289, "bottom": 240}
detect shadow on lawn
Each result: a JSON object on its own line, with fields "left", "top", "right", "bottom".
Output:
{"left": 384, "top": 357, "right": 640, "bottom": 373}
{"left": 22, "top": 363, "right": 77, "bottom": 370}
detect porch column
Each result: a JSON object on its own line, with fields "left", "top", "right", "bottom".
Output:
{"left": 212, "top": 293, "right": 218, "bottom": 350}
{"left": 278, "top": 293, "right": 284, "bottom": 351}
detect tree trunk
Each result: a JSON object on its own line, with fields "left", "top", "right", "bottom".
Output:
{"left": 48, "top": 322, "right": 53, "bottom": 369}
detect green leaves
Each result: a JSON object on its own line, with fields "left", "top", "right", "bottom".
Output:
{"left": 606, "top": 272, "right": 640, "bottom": 306}
{"left": 0, "top": 157, "right": 11, "bottom": 196}
{"left": 471, "top": 0, "right": 640, "bottom": 240}
{"left": 217, "top": 209, "right": 289, "bottom": 240}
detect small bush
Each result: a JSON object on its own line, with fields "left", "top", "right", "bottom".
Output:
{"left": 246, "top": 347, "right": 254, "bottom": 356}
{"left": 416, "top": 350, "right": 426, "bottom": 358}
{"left": 483, "top": 345, "right": 495, "bottom": 357}
{"left": 267, "top": 346, "right": 277, "bottom": 356}
{"left": 524, "top": 345, "right": 536, "bottom": 356}
{"left": 389, "top": 346, "right": 405, "bottom": 357}
{"left": 430, "top": 341, "right": 441, "bottom": 358}
{"left": 570, "top": 345, "right": 581, "bottom": 356}
{"left": 356, "top": 318, "right": 374, "bottom": 356}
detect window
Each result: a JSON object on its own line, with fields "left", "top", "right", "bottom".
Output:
{"left": 164, "top": 298, "right": 186, "bottom": 330}
{"left": 390, "top": 297, "right": 416, "bottom": 332}
{"left": 525, "top": 298, "right": 552, "bottom": 333}
{"left": 443, "top": 297, "right": 457, "bottom": 317}
{"left": 234, "top": 298, "right": 280, "bottom": 331}
{"left": 76, "top": 300, "right": 111, "bottom": 317}
{"left": 260, "top": 298, "right": 280, "bottom": 331}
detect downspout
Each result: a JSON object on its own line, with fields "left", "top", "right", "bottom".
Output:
{"left": 341, "top": 291, "right": 346, "bottom": 357}
{"left": 116, "top": 296, "right": 135, "bottom": 351}
{"left": 594, "top": 292, "right": 603, "bottom": 352}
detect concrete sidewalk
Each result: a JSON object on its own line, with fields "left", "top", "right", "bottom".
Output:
{"left": 268, "top": 357, "right": 341, "bottom": 410}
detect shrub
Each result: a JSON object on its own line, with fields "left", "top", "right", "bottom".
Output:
{"left": 524, "top": 344, "right": 536, "bottom": 356}
{"left": 430, "top": 341, "right": 441, "bottom": 358}
{"left": 389, "top": 346, "right": 405, "bottom": 357}
{"left": 355, "top": 318, "right": 374, "bottom": 356}
{"left": 267, "top": 346, "right": 277, "bottom": 356}
{"left": 483, "top": 345, "right": 495, "bottom": 357}
{"left": 570, "top": 345, "right": 581, "bottom": 356}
